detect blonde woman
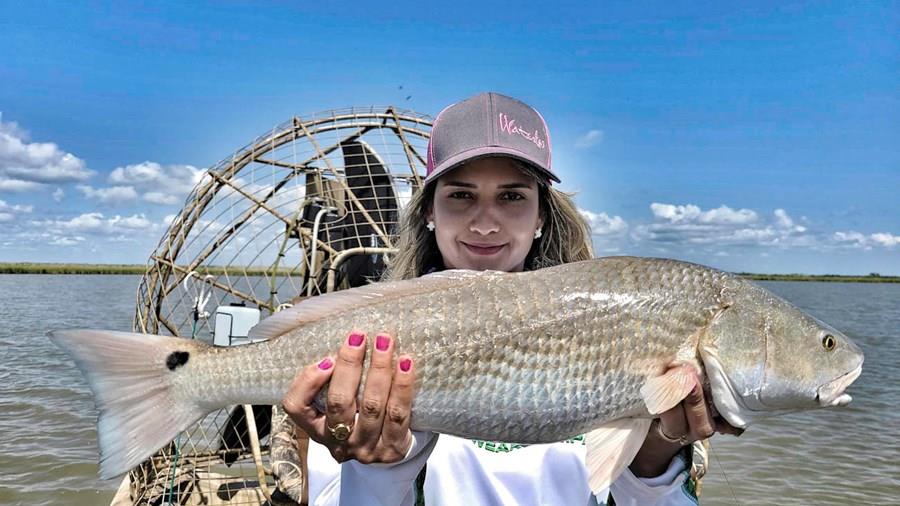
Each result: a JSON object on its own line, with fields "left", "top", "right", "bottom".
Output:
{"left": 283, "top": 93, "right": 731, "bottom": 505}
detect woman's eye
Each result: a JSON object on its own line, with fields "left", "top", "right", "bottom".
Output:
{"left": 448, "top": 191, "right": 473, "bottom": 199}
{"left": 500, "top": 192, "right": 525, "bottom": 201}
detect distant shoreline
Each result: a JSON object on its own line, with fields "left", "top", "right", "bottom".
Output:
{"left": 734, "top": 273, "right": 899, "bottom": 283}
{"left": 0, "top": 263, "right": 277, "bottom": 276}
{"left": 0, "top": 262, "right": 897, "bottom": 282}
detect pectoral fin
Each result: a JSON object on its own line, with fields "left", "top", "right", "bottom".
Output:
{"left": 585, "top": 418, "right": 653, "bottom": 494}
{"left": 640, "top": 364, "right": 698, "bottom": 415}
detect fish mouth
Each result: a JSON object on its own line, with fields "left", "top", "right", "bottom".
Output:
{"left": 816, "top": 363, "right": 863, "bottom": 407}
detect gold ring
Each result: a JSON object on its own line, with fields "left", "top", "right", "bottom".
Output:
{"left": 655, "top": 421, "right": 689, "bottom": 446}
{"left": 328, "top": 422, "right": 353, "bottom": 441}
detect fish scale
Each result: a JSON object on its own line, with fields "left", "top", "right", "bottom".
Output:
{"left": 189, "top": 257, "right": 729, "bottom": 443}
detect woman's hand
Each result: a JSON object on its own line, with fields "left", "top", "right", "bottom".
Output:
{"left": 629, "top": 384, "right": 743, "bottom": 477}
{"left": 282, "top": 331, "right": 416, "bottom": 464}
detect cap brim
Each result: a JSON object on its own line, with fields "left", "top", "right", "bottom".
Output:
{"left": 425, "top": 146, "right": 560, "bottom": 184}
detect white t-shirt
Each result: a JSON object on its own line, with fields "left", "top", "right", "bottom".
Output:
{"left": 307, "top": 431, "right": 697, "bottom": 506}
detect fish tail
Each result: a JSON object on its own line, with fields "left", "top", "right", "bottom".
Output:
{"left": 48, "top": 329, "right": 210, "bottom": 479}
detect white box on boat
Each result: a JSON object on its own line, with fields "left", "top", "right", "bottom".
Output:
{"left": 213, "top": 305, "right": 261, "bottom": 346}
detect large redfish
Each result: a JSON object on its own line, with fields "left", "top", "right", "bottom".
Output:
{"left": 49, "top": 257, "right": 864, "bottom": 492}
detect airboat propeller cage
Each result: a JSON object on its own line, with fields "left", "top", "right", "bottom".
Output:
{"left": 128, "top": 106, "right": 431, "bottom": 504}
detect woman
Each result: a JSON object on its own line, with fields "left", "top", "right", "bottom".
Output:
{"left": 282, "top": 93, "right": 732, "bottom": 505}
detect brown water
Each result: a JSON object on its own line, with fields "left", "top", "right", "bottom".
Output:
{"left": 0, "top": 275, "right": 897, "bottom": 505}
{"left": 0, "top": 275, "right": 136, "bottom": 506}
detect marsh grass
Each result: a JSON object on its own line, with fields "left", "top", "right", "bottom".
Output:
{"left": 0, "top": 263, "right": 145, "bottom": 274}
{"left": 738, "top": 272, "right": 899, "bottom": 283}
{"left": 1, "top": 263, "right": 897, "bottom": 282}
{"left": 0, "top": 263, "right": 282, "bottom": 276}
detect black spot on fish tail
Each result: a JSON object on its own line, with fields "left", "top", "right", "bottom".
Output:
{"left": 166, "top": 351, "right": 190, "bottom": 371}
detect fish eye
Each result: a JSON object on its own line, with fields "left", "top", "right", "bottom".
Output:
{"left": 822, "top": 334, "right": 836, "bottom": 351}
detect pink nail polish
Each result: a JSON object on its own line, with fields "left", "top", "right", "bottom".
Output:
{"left": 376, "top": 334, "right": 390, "bottom": 351}
{"left": 348, "top": 332, "right": 365, "bottom": 347}
{"left": 399, "top": 358, "right": 412, "bottom": 372}
{"left": 318, "top": 358, "right": 333, "bottom": 370}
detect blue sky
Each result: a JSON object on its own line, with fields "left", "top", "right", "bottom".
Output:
{"left": 0, "top": 1, "right": 897, "bottom": 274}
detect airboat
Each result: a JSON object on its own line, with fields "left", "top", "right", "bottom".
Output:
{"left": 111, "top": 106, "right": 432, "bottom": 505}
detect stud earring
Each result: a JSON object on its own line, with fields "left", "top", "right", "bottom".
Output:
{"left": 534, "top": 228, "right": 542, "bottom": 239}
{"left": 426, "top": 221, "right": 435, "bottom": 232}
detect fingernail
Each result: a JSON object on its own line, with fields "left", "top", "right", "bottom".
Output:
{"left": 318, "top": 357, "right": 333, "bottom": 370}
{"left": 399, "top": 357, "right": 412, "bottom": 372}
{"left": 376, "top": 334, "right": 391, "bottom": 351}
{"left": 348, "top": 332, "right": 365, "bottom": 347}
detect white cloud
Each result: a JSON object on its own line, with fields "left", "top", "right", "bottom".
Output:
{"left": 0, "top": 114, "right": 94, "bottom": 186}
{"left": 871, "top": 233, "right": 900, "bottom": 247}
{"left": 579, "top": 209, "right": 628, "bottom": 236}
{"left": 77, "top": 184, "right": 139, "bottom": 204}
{"left": 267, "top": 182, "right": 306, "bottom": 210}
{"left": 774, "top": 208, "right": 793, "bottom": 228}
{"left": 107, "top": 234, "right": 138, "bottom": 243}
{"left": 0, "top": 199, "right": 33, "bottom": 222}
{"left": 35, "top": 212, "right": 155, "bottom": 236}
{"left": 108, "top": 214, "right": 153, "bottom": 229}
{"left": 650, "top": 203, "right": 758, "bottom": 225}
{"left": 67, "top": 161, "right": 202, "bottom": 207}
{"left": 2, "top": 210, "right": 168, "bottom": 253}
{"left": 575, "top": 129, "right": 604, "bottom": 148}
{"left": 59, "top": 212, "right": 104, "bottom": 231}
{"left": 637, "top": 202, "right": 812, "bottom": 248}
{"left": 52, "top": 187, "right": 64, "bottom": 202}
{"left": 0, "top": 177, "right": 43, "bottom": 192}
{"left": 50, "top": 236, "right": 85, "bottom": 246}
{"left": 0, "top": 118, "right": 28, "bottom": 139}
{"left": 773, "top": 208, "right": 807, "bottom": 233}
{"left": 106, "top": 161, "right": 203, "bottom": 205}
{"left": 833, "top": 231, "right": 866, "bottom": 243}
{"left": 833, "top": 231, "right": 900, "bottom": 249}
{"left": 832, "top": 231, "right": 870, "bottom": 250}
{"left": 0, "top": 199, "right": 33, "bottom": 214}
{"left": 637, "top": 203, "right": 898, "bottom": 253}
{"left": 143, "top": 191, "right": 180, "bottom": 205}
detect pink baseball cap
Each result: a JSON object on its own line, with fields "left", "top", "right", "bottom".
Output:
{"left": 425, "top": 92, "right": 558, "bottom": 184}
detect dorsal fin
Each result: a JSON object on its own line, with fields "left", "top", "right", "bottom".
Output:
{"left": 248, "top": 269, "right": 502, "bottom": 341}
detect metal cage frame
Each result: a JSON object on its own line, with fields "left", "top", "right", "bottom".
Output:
{"left": 117, "top": 106, "right": 432, "bottom": 505}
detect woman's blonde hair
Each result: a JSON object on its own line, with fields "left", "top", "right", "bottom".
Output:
{"left": 383, "top": 160, "right": 594, "bottom": 281}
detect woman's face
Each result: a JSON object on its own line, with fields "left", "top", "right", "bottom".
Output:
{"left": 428, "top": 157, "right": 543, "bottom": 273}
